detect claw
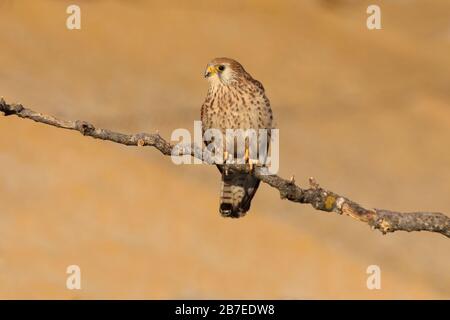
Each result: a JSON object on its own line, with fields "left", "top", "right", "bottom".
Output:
{"left": 244, "top": 147, "right": 258, "bottom": 172}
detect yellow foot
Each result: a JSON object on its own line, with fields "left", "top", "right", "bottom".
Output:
{"left": 223, "top": 150, "right": 229, "bottom": 164}
{"left": 245, "top": 147, "right": 258, "bottom": 172}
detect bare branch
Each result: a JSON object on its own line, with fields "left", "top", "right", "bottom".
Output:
{"left": 1, "top": 98, "right": 449, "bottom": 238}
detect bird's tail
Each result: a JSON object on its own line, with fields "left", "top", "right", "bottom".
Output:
{"left": 219, "top": 168, "right": 260, "bottom": 218}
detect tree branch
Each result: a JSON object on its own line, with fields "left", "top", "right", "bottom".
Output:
{"left": 1, "top": 98, "right": 449, "bottom": 238}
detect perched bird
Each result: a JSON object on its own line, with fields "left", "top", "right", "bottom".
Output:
{"left": 201, "top": 58, "right": 274, "bottom": 218}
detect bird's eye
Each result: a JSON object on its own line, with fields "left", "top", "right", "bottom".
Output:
{"left": 218, "top": 65, "right": 225, "bottom": 71}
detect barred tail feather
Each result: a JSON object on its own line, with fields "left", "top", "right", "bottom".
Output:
{"left": 219, "top": 169, "right": 260, "bottom": 218}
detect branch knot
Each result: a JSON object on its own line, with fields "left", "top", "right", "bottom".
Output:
{"left": 75, "top": 120, "right": 95, "bottom": 135}
{"left": 0, "top": 100, "right": 24, "bottom": 116}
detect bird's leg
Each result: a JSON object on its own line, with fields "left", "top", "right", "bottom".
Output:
{"left": 244, "top": 146, "right": 257, "bottom": 172}
{"left": 223, "top": 150, "right": 229, "bottom": 175}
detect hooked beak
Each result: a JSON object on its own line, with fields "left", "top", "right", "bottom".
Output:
{"left": 204, "top": 65, "right": 217, "bottom": 78}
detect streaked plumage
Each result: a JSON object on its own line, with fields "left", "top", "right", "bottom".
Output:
{"left": 201, "top": 57, "right": 273, "bottom": 217}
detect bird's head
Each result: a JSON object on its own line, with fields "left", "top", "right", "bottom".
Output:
{"left": 204, "top": 57, "right": 245, "bottom": 86}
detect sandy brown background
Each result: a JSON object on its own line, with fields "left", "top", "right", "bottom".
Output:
{"left": 0, "top": 0, "right": 449, "bottom": 299}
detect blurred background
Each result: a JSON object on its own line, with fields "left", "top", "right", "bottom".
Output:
{"left": 0, "top": 0, "right": 449, "bottom": 299}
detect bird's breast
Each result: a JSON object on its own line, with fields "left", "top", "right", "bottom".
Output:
{"left": 202, "top": 85, "right": 270, "bottom": 133}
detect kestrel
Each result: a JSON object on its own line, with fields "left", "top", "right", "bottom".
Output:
{"left": 201, "top": 58, "right": 274, "bottom": 218}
